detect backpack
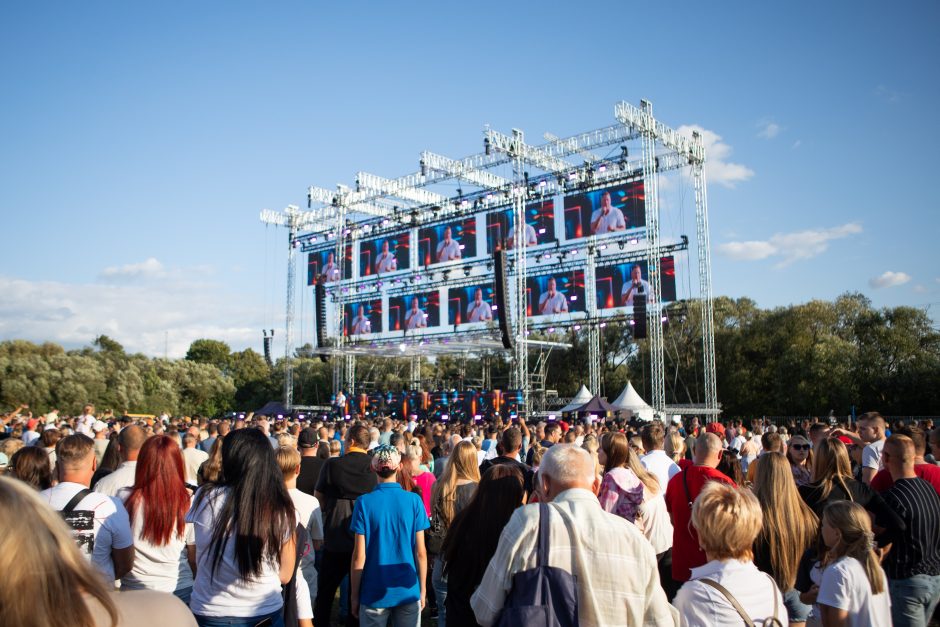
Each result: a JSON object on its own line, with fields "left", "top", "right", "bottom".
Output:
{"left": 698, "top": 574, "right": 784, "bottom": 627}
{"left": 496, "top": 502, "right": 579, "bottom": 627}
{"left": 59, "top": 488, "right": 96, "bottom": 557}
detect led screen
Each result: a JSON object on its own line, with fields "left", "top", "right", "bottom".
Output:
{"left": 485, "top": 199, "right": 556, "bottom": 253}
{"left": 526, "top": 270, "right": 586, "bottom": 317}
{"left": 447, "top": 284, "right": 498, "bottom": 325}
{"left": 563, "top": 181, "right": 645, "bottom": 240}
{"left": 388, "top": 291, "right": 441, "bottom": 330}
{"left": 595, "top": 256, "right": 677, "bottom": 310}
{"left": 418, "top": 218, "right": 477, "bottom": 266}
{"left": 359, "top": 233, "right": 410, "bottom": 277}
{"left": 307, "top": 245, "right": 353, "bottom": 285}
{"left": 343, "top": 300, "right": 383, "bottom": 336}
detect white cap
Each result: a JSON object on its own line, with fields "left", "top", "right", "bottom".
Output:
{"left": 92, "top": 420, "right": 108, "bottom": 433}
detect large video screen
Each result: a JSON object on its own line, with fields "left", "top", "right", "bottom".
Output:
{"left": 448, "top": 284, "right": 498, "bottom": 325}
{"left": 563, "top": 181, "right": 645, "bottom": 240}
{"left": 526, "top": 270, "right": 586, "bottom": 317}
{"left": 418, "top": 218, "right": 477, "bottom": 266}
{"left": 389, "top": 291, "right": 441, "bottom": 331}
{"left": 359, "top": 234, "right": 410, "bottom": 277}
{"left": 344, "top": 300, "right": 383, "bottom": 336}
{"left": 307, "top": 246, "right": 353, "bottom": 285}
{"left": 595, "top": 256, "right": 677, "bottom": 310}
{"left": 485, "top": 200, "right": 556, "bottom": 253}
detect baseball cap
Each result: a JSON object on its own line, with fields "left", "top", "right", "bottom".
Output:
{"left": 836, "top": 435, "right": 854, "bottom": 445}
{"left": 298, "top": 427, "right": 318, "bottom": 449}
{"left": 371, "top": 445, "right": 401, "bottom": 472}
{"left": 92, "top": 420, "right": 108, "bottom": 433}
{"left": 705, "top": 422, "right": 725, "bottom": 436}
{"left": 27, "top": 418, "right": 39, "bottom": 431}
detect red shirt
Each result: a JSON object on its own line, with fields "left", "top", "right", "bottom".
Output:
{"left": 870, "top": 463, "right": 940, "bottom": 497}
{"left": 665, "top": 465, "right": 737, "bottom": 582}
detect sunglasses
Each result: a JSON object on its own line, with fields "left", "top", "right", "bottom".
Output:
{"left": 791, "top": 444, "right": 811, "bottom": 451}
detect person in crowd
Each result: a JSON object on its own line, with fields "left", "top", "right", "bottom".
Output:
{"left": 441, "top": 465, "right": 527, "bottom": 627}
{"left": 786, "top": 434, "right": 814, "bottom": 487}
{"left": 1, "top": 436, "right": 24, "bottom": 462}
{"left": 870, "top": 426, "right": 940, "bottom": 496}
{"left": 413, "top": 434, "right": 435, "bottom": 473}
{"left": 664, "top": 430, "right": 688, "bottom": 467}
{"left": 752, "top": 452, "right": 819, "bottom": 627}
{"left": 798, "top": 438, "right": 901, "bottom": 531}
{"left": 94, "top": 425, "right": 146, "bottom": 496}
{"left": 277, "top": 445, "right": 324, "bottom": 627}
{"left": 428, "top": 440, "right": 480, "bottom": 627}
{"left": 813, "top": 501, "right": 892, "bottom": 626}
{"left": 480, "top": 426, "right": 535, "bottom": 496}
{"left": 673, "top": 482, "right": 788, "bottom": 625}
{"left": 92, "top": 420, "right": 110, "bottom": 464}
{"left": 119, "top": 435, "right": 195, "bottom": 604}
{"left": 91, "top": 433, "right": 121, "bottom": 487}
{"left": 641, "top": 422, "right": 681, "bottom": 495}
{"left": 666, "top": 432, "right": 737, "bottom": 589}
{"left": 378, "top": 418, "right": 394, "bottom": 446}
{"left": 408, "top": 443, "right": 435, "bottom": 518}
{"left": 808, "top": 423, "right": 831, "bottom": 450}
{"left": 930, "top": 427, "right": 940, "bottom": 463}
{"left": 832, "top": 412, "right": 887, "bottom": 485}
{"left": 9, "top": 445, "right": 54, "bottom": 490}
{"left": 181, "top": 432, "right": 208, "bottom": 486}
{"left": 40, "top": 427, "right": 61, "bottom": 468}
{"left": 470, "top": 445, "right": 675, "bottom": 626}
{"left": 0, "top": 476, "right": 197, "bottom": 627}
{"left": 738, "top": 431, "right": 760, "bottom": 474}
{"left": 198, "top": 422, "right": 218, "bottom": 453}
{"left": 581, "top": 433, "right": 603, "bottom": 479}
{"left": 746, "top": 431, "right": 784, "bottom": 485}
{"left": 350, "top": 445, "right": 430, "bottom": 626}
{"left": 525, "top": 421, "right": 560, "bottom": 465}
{"left": 313, "top": 424, "right": 376, "bottom": 626}
{"left": 880, "top": 435, "right": 940, "bottom": 627}
{"left": 187, "top": 428, "right": 297, "bottom": 627}
{"left": 196, "top": 435, "right": 224, "bottom": 485}
{"left": 598, "top": 432, "right": 675, "bottom": 598}
{"left": 22, "top": 416, "right": 41, "bottom": 446}
{"left": 296, "top": 427, "right": 327, "bottom": 496}
{"left": 40, "top": 434, "right": 135, "bottom": 583}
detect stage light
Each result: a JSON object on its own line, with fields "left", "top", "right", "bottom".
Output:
{"left": 548, "top": 327, "right": 555, "bottom": 333}
{"left": 463, "top": 266, "right": 472, "bottom": 277}
{"left": 598, "top": 164, "right": 607, "bottom": 173}
{"left": 491, "top": 304, "right": 498, "bottom": 311}
{"left": 618, "top": 241, "right": 625, "bottom": 250}
{"left": 399, "top": 343, "right": 407, "bottom": 352}
{"left": 570, "top": 295, "right": 578, "bottom": 301}
{"left": 538, "top": 228, "right": 546, "bottom": 234}
{"left": 629, "top": 319, "right": 635, "bottom": 326}
{"left": 598, "top": 244, "right": 608, "bottom": 251}
{"left": 539, "top": 180, "right": 547, "bottom": 187}
{"left": 600, "top": 322, "right": 607, "bottom": 328}
{"left": 574, "top": 324, "right": 581, "bottom": 330}
{"left": 661, "top": 316, "right": 668, "bottom": 323}
{"left": 630, "top": 237, "right": 639, "bottom": 245}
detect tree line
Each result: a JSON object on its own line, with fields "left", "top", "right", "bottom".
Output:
{"left": 0, "top": 293, "right": 936, "bottom": 417}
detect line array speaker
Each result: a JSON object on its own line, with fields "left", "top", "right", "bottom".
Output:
{"left": 493, "top": 250, "right": 514, "bottom": 350}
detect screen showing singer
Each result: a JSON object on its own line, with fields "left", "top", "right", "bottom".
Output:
{"left": 621, "top": 264, "right": 654, "bottom": 306}
{"left": 466, "top": 287, "right": 493, "bottom": 322}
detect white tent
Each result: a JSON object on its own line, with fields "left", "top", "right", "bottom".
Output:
{"left": 610, "top": 381, "right": 656, "bottom": 422}
{"left": 559, "top": 385, "right": 594, "bottom": 413}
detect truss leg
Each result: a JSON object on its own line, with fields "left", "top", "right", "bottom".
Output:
{"left": 692, "top": 148, "right": 718, "bottom": 413}
{"left": 344, "top": 354, "right": 356, "bottom": 396}
{"left": 284, "top": 225, "right": 297, "bottom": 409}
{"left": 410, "top": 355, "right": 421, "bottom": 389}
{"left": 510, "top": 129, "right": 530, "bottom": 417}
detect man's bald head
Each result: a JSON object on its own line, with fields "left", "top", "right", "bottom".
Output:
{"left": 884, "top": 434, "right": 916, "bottom": 477}
{"left": 694, "top": 433, "right": 723, "bottom": 467}
{"left": 118, "top": 425, "right": 146, "bottom": 462}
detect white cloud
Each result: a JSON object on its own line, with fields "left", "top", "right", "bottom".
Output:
{"left": 913, "top": 284, "right": 927, "bottom": 294}
{"left": 0, "top": 259, "right": 264, "bottom": 357}
{"left": 792, "top": 140, "right": 802, "bottom": 150}
{"left": 718, "top": 222, "right": 863, "bottom": 266}
{"left": 677, "top": 125, "right": 754, "bottom": 189}
{"left": 869, "top": 271, "right": 911, "bottom": 289}
{"left": 757, "top": 122, "right": 781, "bottom": 139}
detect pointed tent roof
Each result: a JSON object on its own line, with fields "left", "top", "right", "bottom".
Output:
{"left": 560, "top": 385, "right": 594, "bottom": 413}
{"left": 610, "top": 381, "right": 656, "bottom": 421}
{"left": 573, "top": 395, "right": 615, "bottom": 414}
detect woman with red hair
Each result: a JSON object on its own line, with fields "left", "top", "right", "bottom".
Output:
{"left": 119, "top": 435, "right": 196, "bottom": 604}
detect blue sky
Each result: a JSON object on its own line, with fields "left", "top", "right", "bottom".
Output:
{"left": 1, "top": 1, "right": 938, "bottom": 357}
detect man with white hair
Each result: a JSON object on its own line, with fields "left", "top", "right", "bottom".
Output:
{"left": 470, "top": 444, "right": 676, "bottom": 626}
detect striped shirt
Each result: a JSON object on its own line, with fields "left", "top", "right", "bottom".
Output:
{"left": 882, "top": 477, "right": 940, "bottom": 579}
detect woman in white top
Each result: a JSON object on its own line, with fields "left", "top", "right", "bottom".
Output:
{"left": 673, "top": 482, "right": 788, "bottom": 626}
{"left": 812, "top": 500, "right": 891, "bottom": 627}
{"left": 187, "top": 428, "right": 297, "bottom": 627}
{"left": 120, "top": 435, "right": 195, "bottom": 604}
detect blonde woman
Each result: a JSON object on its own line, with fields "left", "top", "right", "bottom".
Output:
{"left": 581, "top": 434, "right": 603, "bottom": 479}
{"left": 812, "top": 501, "right": 891, "bottom": 626}
{"left": 752, "top": 452, "right": 819, "bottom": 627}
{"left": 787, "top": 435, "right": 814, "bottom": 487}
{"left": 0, "top": 477, "right": 196, "bottom": 627}
{"left": 428, "top": 440, "right": 480, "bottom": 627}
{"left": 673, "top": 482, "right": 787, "bottom": 626}
{"left": 664, "top": 431, "right": 687, "bottom": 465}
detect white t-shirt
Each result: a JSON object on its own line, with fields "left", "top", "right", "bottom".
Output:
{"left": 405, "top": 308, "right": 427, "bottom": 329}
{"left": 289, "top": 488, "right": 323, "bottom": 615}
{"left": 118, "top": 489, "right": 195, "bottom": 593}
{"left": 437, "top": 239, "right": 461, "bottom": 262}
{"left": 186, "top": 487, "right": 286, "bottom": 617}
{"left": 182, "top": 448, "right": 208, "bottom": 484}
{"left": 538, "top": 291, "right": 568, "bottom": 315}
{"left": 467, "top": 300, "right": 492, "bottom": 322}
{"left": 862, "top": 439, "right": 885, "bottom": 471}
{"left": 375, "top": 252, "right": 397, "bottom": 273}
{"left": 351, "top": 315, "right": 371, "bottom": 335}
{"left": 22, "top": 429, "right": 40, "bottom": 446}
{"left": 591, "top": 207, "right": 626, "bottom": 233}
{"left": 507, "top": 223, "right": 537, "bottom": 247}
{"left": 817, "top": 557, "right": 891, "bottom": 627}
{"left": 638, "top": 491, "right": 673, "bottom": 555}
{"left": 324, "top": 263, "right": 340, "bottom": 282}
{"left": 40, "top": 482, "right": 134, "bottom": 582}
{"left": 640, "top": 450, "right": 681, "bottom": 496}
{"left": 94, "top": 461, "right": 138, "bottom": 497}
{"left": 674, "top": 559, "right": 787, "bottom": 626}
{"left": 621, "top": 279, "right": 652, "bottom": 306}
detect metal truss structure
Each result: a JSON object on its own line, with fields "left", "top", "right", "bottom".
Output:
{"left": 261, "top": 99, "right": 719, "bottom": 417}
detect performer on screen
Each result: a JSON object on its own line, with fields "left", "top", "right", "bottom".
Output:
{"left": 590, "top": 191, "right": 627, "bottom": 234}
{"left": 375, "top": 240, "right": 397, "bottom": 274}
{"left": 467, "top": 287, "right": 493, "bottom": 322}
{"left": 323, "top": 251, "right": 341, "bottom": 282}
{"left": 405, "top": 297, "right": 428, "bottom": 330}
{"left": 350, "top": 305, "right": 371, "bottom": 335}
{"left": 505, "top": 221, "right": 537, "bottom": 249}
{"left": 436, "top": 227, "right": 462, "bottom": 262}
{"left": 621, "top": 264, "right": 654, "bottom": 306}
{"left": 538, "top": 277, "right": 569, "bottom": 315}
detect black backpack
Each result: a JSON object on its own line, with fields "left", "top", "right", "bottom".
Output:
{"left": 59, "top": 488, "right": 96, "bottom": 557}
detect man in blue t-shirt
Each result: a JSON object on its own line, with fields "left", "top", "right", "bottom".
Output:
{"left": 350, "top": 444, "right": 430, "bottom": 626}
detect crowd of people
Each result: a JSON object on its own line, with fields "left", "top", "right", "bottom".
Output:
{"left": 1, "top": 403, "right": 939, "bottom": 627}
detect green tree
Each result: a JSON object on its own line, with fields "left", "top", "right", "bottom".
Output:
{"left": 185, "top": 339, "right": 232, "bottom": 372}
